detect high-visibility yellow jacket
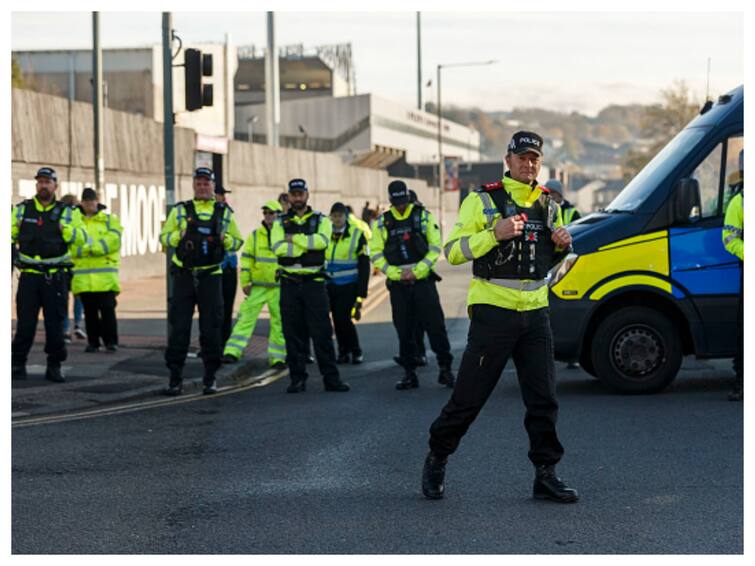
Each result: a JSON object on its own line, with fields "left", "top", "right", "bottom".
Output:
{"left": 270, "top": 207, "right": 332, "bottom": 278}
{"left": 723, "top": 189, "right": 744, "bottom": 261}
{"left": 11, "top": 196, "right": 87, "bottom": 274}
{"left": 159, "top": 199, "right": 243, "bottom": 274}
{"left": 240, "top": 222, "right": 279, "bottom": 288}
{"left": 326, "top": 221, "right": 370, "bottom": 294}
{"left": 72, "top": 208, "right": 123, "bottom": 294}
{"left": 444, "top": 175, "right": 566, "bottom": 312}
{"left": 349, "top": 212, "right": 372, "bottom": 241}
{"left": 369, "top": 204, "right": 442, "bottom": 282}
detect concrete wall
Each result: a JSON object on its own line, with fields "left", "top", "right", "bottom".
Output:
{"left": 12, "top": 88, "right": 459, "bottom": 285}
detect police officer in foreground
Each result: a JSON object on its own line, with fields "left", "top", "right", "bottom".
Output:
{"left": 159, "top": 167, "right": 243, "bottom": 395}
{"left": 11, "top": 167, "right": 87, "bottom": 382}
{"left": 422, "top": 131, "right": 579, "bottom": 503}
{"left": 325, "top": 202, "right": 370, "bottom": 364}
{"left": 222, "top": 200, "right": 287, "bottom": 368}
{"left": 72, "top": 187, "right": 123, "bottom": 353}
{"left": 371, "top": 180, "right": 454, "bottom": 390}
{"left": 722, "top": 149, "right": 744, "bottom": 401}
{"left": 271, "top": 179, "right": 350, "bottom": 393}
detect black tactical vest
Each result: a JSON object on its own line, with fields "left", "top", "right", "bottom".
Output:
{"left": 175, "top": 200, "right": 226, "bottom": 268}
{"left": 278, "top": 209, "right": 325, "bottom": 267}
{"left": 472, "top": 187, "right": 557, "bottom": 280}
{"left": 382, "top": 205, "right": 429, "bottom": 266}
{"left": 17, "top": 199, "right": 69, "bottom": 260}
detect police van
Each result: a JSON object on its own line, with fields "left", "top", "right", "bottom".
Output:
{"left": 549, "top": 85, "right": 744, "bottom": 393}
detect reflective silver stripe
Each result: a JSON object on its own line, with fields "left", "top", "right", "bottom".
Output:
{"left": 242, "top": 252, "right": 254, "bottom": 258}
{"left": 398, "top": 263, "right": 418, "bottom": 270}
{"left": 379, "top": 263, "right": 390, "bottom": 274}
{"left": 240, "top": 268, "right": 251, "bottom": 272}
{"left": 474, "top": 277, "right": 547, "bottom": 291}
{"left": 370, "top": 252, "right": 384, "bottom": 263}
{"left": 428, "top": 245, "right": 441, "bottom": 254}
{"left": 443, "top": 240, "right": 456, "bottom": 258}
{"left": 419, "top": 258, "right": 434, "bottom": 270}
{"left": 347, "top": 229, "right": 361, "bottom": 260}
{"left": 255, "top": 256, "right": 277, "bottom": 263}
{"left": 723, "top": 234, "right": 739, "bottom": 245}
{"left": 99, "top": 239, "right": 109, "bottom": 254}
{"left": 287, "top": 243, "right": 294, "bottom": 257}
{"left": 328, "top": 259, "right": 358, "bottom": 266}
{"left": 251, "top": 281, "right": 279, "bottom": 288}
{"left": 477, "top": 192, "right": 497, "bottom": 228}
{"left": 18, "top": 252, "right": 71, "bottom": 265}
{"left": 328, "top": 268, "right": 359, "bottom": 278}
{"left": 459, "top": 237, "right": 474, "bottom": 261}
{"left": 73, "top": 267, "right": 119, "bottom": 275}
{"left": 76, "top": 246, "right": 84, "bottom": 258}
{"left": 230, "top": 334, "right": 248, "bottom": 343}
{"left": 271, "top": 240, "right": 287, "bottom": 252}
{"left": 283, "top": 264, "right": 323, "bottom": 271}
{"left": 65, "top": 228, "right": 78, "bottom": 244}
{"left": 307, "top": 234, "right": 315, "bottom": 249}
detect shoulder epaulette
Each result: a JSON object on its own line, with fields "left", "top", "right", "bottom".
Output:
{"left": 479, "top": 181, "right": 504, "bottom": 191}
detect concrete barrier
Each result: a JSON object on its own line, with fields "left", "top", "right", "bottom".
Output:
{"left": 11, "top": 88, "right": 461, "bottom": 284}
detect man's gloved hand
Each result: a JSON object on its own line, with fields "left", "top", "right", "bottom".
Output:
{"left": 351, "top": 297, "right": 364, "bottom": 321}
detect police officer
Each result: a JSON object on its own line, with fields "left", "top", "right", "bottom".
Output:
{"left": 422, "top": 131, "right": 579, "bottom": 503}
{"left": 325, "top": 202, "right": 370, "bottom": 364}
{"left": 544, "top": 179, "right": 581, "bottom": 224}
{"left": 214, "top": 185, "right": 238, "bottom": 345}
{"left": 722, "top": 149, "right": 744, "bottom": 401}
{"left": 11, "top": 167, "right": 87, "bottom": 382}
{"left": 159, "top": 167, "right": 244, "bottom": 395}
{"left": 72, "top": 187, "right": 123, "bottom": 353}
{"left": 271, "top": 178, "right": 350, "bottom": 393}
{"left": 222, "top": 200, "right": 287, "bottom": 368}
{"left": 371, "top": 180, "right": 454, "bottom": 390}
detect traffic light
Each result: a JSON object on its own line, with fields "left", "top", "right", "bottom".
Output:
{"left": 184, "top": 48, "right": 214, "bottom": 111}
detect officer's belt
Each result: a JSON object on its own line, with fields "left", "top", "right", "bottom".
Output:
{"left": 474, "top": 277, "right": 547, "bottom": 291}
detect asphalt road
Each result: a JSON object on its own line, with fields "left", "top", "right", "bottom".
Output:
{"left": 12, "top": 263, "right": 743, "bottom": 554}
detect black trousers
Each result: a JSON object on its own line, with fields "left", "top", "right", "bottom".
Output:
{"left": 388, "top": 278, "right": 452, "bottom": 371}
{"left": 222, "top": 266, "right": 238, "bottom": 346}
{"left": 429, "top": 304, "right": 564, "bottom": 467}
{"left": 327, "top": 282, "right": 362, "bottom": 356}
{"left": 79, "top": 291, "right": 118, "bottom": 348}
{"left": 280, "top": 277, "right": 340, "bottom": 385}
{"left": 165, "top": 267, "right": 223, "bottom": 381}
{"left": 12, "top": 271, "right": 68, "bottom": 368}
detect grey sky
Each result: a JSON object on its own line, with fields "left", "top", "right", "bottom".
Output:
{"left": 11, "top": 11, "right": 743, "bottom": 115}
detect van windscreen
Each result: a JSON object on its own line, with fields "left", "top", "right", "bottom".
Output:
{"left": 605, "top": 127, "right": 709, "bottom": 213}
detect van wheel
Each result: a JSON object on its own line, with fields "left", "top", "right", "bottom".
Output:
{"left": 591, "top": 306, "right": 682, "bottom": 393}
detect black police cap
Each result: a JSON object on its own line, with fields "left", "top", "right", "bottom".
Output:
{"left": 288, "top": 178, "right": 308, "bottom": 192}
{"left": 507, "top": 130, "right": 544, "bottom": 157}
{"left": 193, "top": 167, "right": 215, "bottom": 181}
{"left": 81, "top": 187, "right": 98, "bottom": 201}
{"left": 35, "top": 167, "right": 57, "bottom": 182}
{"left": 388, "top": 180, "right": 410, "bottom": 204}
{"left": 330, "top": 201, "right": 348, "bottom": 214}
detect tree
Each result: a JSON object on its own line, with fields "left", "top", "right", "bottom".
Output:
{"left": 11, "top": 58, "right": 25, "bottom": 89}
{"left": 621, "top": 80, "right": 700, "bottom": 179}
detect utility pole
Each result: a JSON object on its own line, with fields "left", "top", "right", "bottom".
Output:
{"left": 162, "top": 12, "right": 176, "bottom": 329}
{"left": 436, "top": 64, "right": 443, "bottom": 237}
{"left": 417, "top": 12, "right": 422, "bottom": 110}
{"left": 265, "top": 11, "right": 280, "bottom": 147}
{"left": 92, "top": 12, "right": 104, "bottom": 192}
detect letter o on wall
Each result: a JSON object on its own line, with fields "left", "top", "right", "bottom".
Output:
{"left": 136, "top": 184, "right": 149, "bottom": 256}
{"left": 146, "top": 185, "right": 159, "bottom": 253}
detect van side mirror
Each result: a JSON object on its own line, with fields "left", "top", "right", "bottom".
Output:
{"left": 673, "top": 178, "right": 701, "bottom": 224}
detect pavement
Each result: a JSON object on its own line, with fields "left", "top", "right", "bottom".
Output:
{"left": 11, "top": 262, "right": 743, "bottom": 554}
{"left": 11, "top": 272, "right": 387, "bottom": 421}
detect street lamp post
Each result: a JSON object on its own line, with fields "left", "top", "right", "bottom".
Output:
{"left": 436, "top": 60, "right": 497, "bottom": 239}
{"left": 247, "top": 115, "right": 258, "bottom": 143}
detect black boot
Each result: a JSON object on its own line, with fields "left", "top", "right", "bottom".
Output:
{"left": 163, "top": 369, "right": 183, "bottom": 396}
{"left": 438, "top": 365, "right": 455, "bottom": 388}
{"left": 351, "top": 351, "right": 364, "bottom": 364}
{"left": 203, "top": 377, "right": 218, "bottom": 395}
{"left": 45, "top": 365, "right": 65, "bottom": 383}
{"left": 422, "top": 451, "right": 447, "bottom": 500}
{"left": 324, "top": 380, "right": 350, "bottom": 392}
{"left": 533, "top": 465, "right": 579, "bottom": 503}
{"left": 396, "top": 369, "right": 419, "bottom": 390}
{"left": 287, "top": 379, "right": 306, "bottom": 393}
{"left": 12, "top": 364, "right": 27, "bottom": 380}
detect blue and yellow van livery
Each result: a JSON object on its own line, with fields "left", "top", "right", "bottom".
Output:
{"left": 549, "top": 85, "right": 743, "bottom": 393}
